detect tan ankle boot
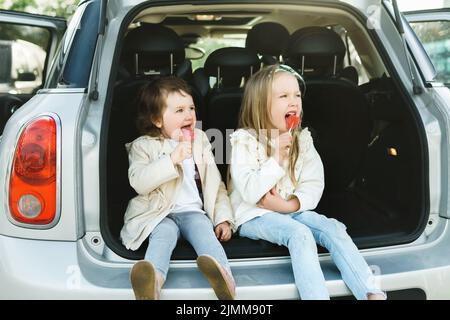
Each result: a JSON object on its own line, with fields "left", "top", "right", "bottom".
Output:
{"left": 197, "top": 255, "right": 235, "bottom": 300}
{"left": 130, "top": 260, "right": 164, "bottom": 300}
{"left": 367, "top": 293, "right": 387, "bottom": 300}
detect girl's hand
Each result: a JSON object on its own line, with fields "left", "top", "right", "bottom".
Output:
{"left": 215, "top": 221, "right": 233, "bottom": 242}
{"left": 170, "top": 133, "right": 192, "bottom": 164}
{"left": 257, "top": 188, "right": 300, "bottom": 213}
{"left": 273, "top": 132, "right": 292, "bottom": 165}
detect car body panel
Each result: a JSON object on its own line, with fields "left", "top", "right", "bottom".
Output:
{"left": 0, "top": 91, "right": 85, "bottom": 241}
{"left": 2, "top": 218, "right": 450, "bottom": 299}
{"left": 403, "top": 7, "right": 450, "bottom": 219}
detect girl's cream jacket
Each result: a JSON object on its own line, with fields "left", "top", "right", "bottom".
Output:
{"left": 120, "top": 128, "right": 233, "bottom": 250}
{"left": 229, "top": 128, "right": 324, "bottom": 230}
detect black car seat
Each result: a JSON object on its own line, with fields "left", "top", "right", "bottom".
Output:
{"left": 245, "top": 22, "right": 290, "bottom": 66}
{"left": 121, "top": 24, "right": 190, "bottom": 80}
{"left": 285, "top": 26, "right": 359, "bottom": 84}
{"left": 202, "top": 47, "right": 260, "bottom": 181}
{"left": 113, "top": 24, "right": 191, "bottom": 141}
{"left": 285, "top": 26, "right": 371, "bottom": 192}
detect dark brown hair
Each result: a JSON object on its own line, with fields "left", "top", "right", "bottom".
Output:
{"left": 136, "top": 76, "right": 192, "bottom": 137}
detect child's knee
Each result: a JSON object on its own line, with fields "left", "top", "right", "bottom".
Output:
{"left": 327, "top": 218, "right": 349, "bottom": 239}
{"left": 151, "top": 221, "right": 179, "bottom": 241}
{"left": 288, "top": 225, "right": 316, "bottom": 249}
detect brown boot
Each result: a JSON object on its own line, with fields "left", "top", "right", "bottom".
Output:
{"left": 196, "top": 255, "right": 235, "bottom": 300}
{"left": 130, "top": 260, "right": 164, "bottom": 300}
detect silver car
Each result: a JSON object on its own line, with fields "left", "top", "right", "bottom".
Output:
{"left": 1, "top": 0, "right": 450, "bottom": 299}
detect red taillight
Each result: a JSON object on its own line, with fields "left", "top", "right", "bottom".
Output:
{"left": 9, "top": 116, "right": 58, "bottom": 225}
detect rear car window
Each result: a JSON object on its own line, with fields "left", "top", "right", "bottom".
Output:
{"left": 45, "top": 0, "right": 100, "bottom": 89}
{"left": 0, "top": 23, "right": 50, "bottom": 94}
{"left": 409, "top": 20, "right": 450, "bottom": 84}
{"left": 189, "top": 35, "right": 246, "bottom": 71}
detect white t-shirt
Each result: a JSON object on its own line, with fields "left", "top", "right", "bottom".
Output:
{"left": 169, "top": 140, "right": 205, "bottom": 214}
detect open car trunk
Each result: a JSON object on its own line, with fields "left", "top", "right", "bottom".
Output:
{"left": 102, "top": 75, "right": 428, "bottom": 260}
{"left": 99, "top": 3, "right": 429, "bottom": 261}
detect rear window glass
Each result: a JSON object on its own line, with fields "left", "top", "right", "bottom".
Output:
{"left": 410, "top": 20, "right": 450, "bottom": 84}
{"left": 189, "top": 35, "right": 246, "bottom": 71}
{"left": 0, "top": 23, "right": 50, "bottom": 94}
{"left": 46, "top": 0, "right": 99, "bottom": 89}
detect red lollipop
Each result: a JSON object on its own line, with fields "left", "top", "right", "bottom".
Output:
{"left": 286, "top": 114, "right": 300, "bottom": 133}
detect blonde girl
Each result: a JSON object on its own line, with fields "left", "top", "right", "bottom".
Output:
{"left": 229, "top": 64, "right": 385, "bottom": 300}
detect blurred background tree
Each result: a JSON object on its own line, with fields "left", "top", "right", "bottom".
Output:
{"left": 0, "top": 0, "right": 36, "bottom": 12}
{"left": 0, "top": 0, "right": 78, "bottom": 51}
{"left": 0, "top": 0, "right": 79, "bottom": 19}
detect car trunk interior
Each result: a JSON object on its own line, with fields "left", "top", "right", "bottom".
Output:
{"left": 100, "top": 2, "right": 429, "bottom": 260}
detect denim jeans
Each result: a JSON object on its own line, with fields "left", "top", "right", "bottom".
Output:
{"left": 144, "top": 211, "right": 232, "bottom": 280}
{"left": 239, "top": 210, "right": 384, "bottom": 300}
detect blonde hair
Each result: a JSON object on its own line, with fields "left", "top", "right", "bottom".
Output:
{"left": 238, "top": 64, "right": 303, "bottom": 184}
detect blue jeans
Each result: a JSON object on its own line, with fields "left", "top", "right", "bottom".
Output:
{"left": 239, "top": 211, "right": 383, "bottom": 300}
{"left": 144, "top": 211, "right": 232, "bottom": 280}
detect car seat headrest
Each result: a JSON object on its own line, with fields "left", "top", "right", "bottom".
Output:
{"left": 285, "top": 27, "right": 346, "bottom": 77}
{"left": 122, "top": 24, "right": 185, "bottom": 75}
{"left": 246, "top": 22, "right": 290, "bottom": 59}
{"left": 204, "top": 47, "right": 260, "bottom": 88}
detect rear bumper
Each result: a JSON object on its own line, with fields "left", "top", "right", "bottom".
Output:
{"left": 2, "top": 225, "right": 450, "bottom": 299}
